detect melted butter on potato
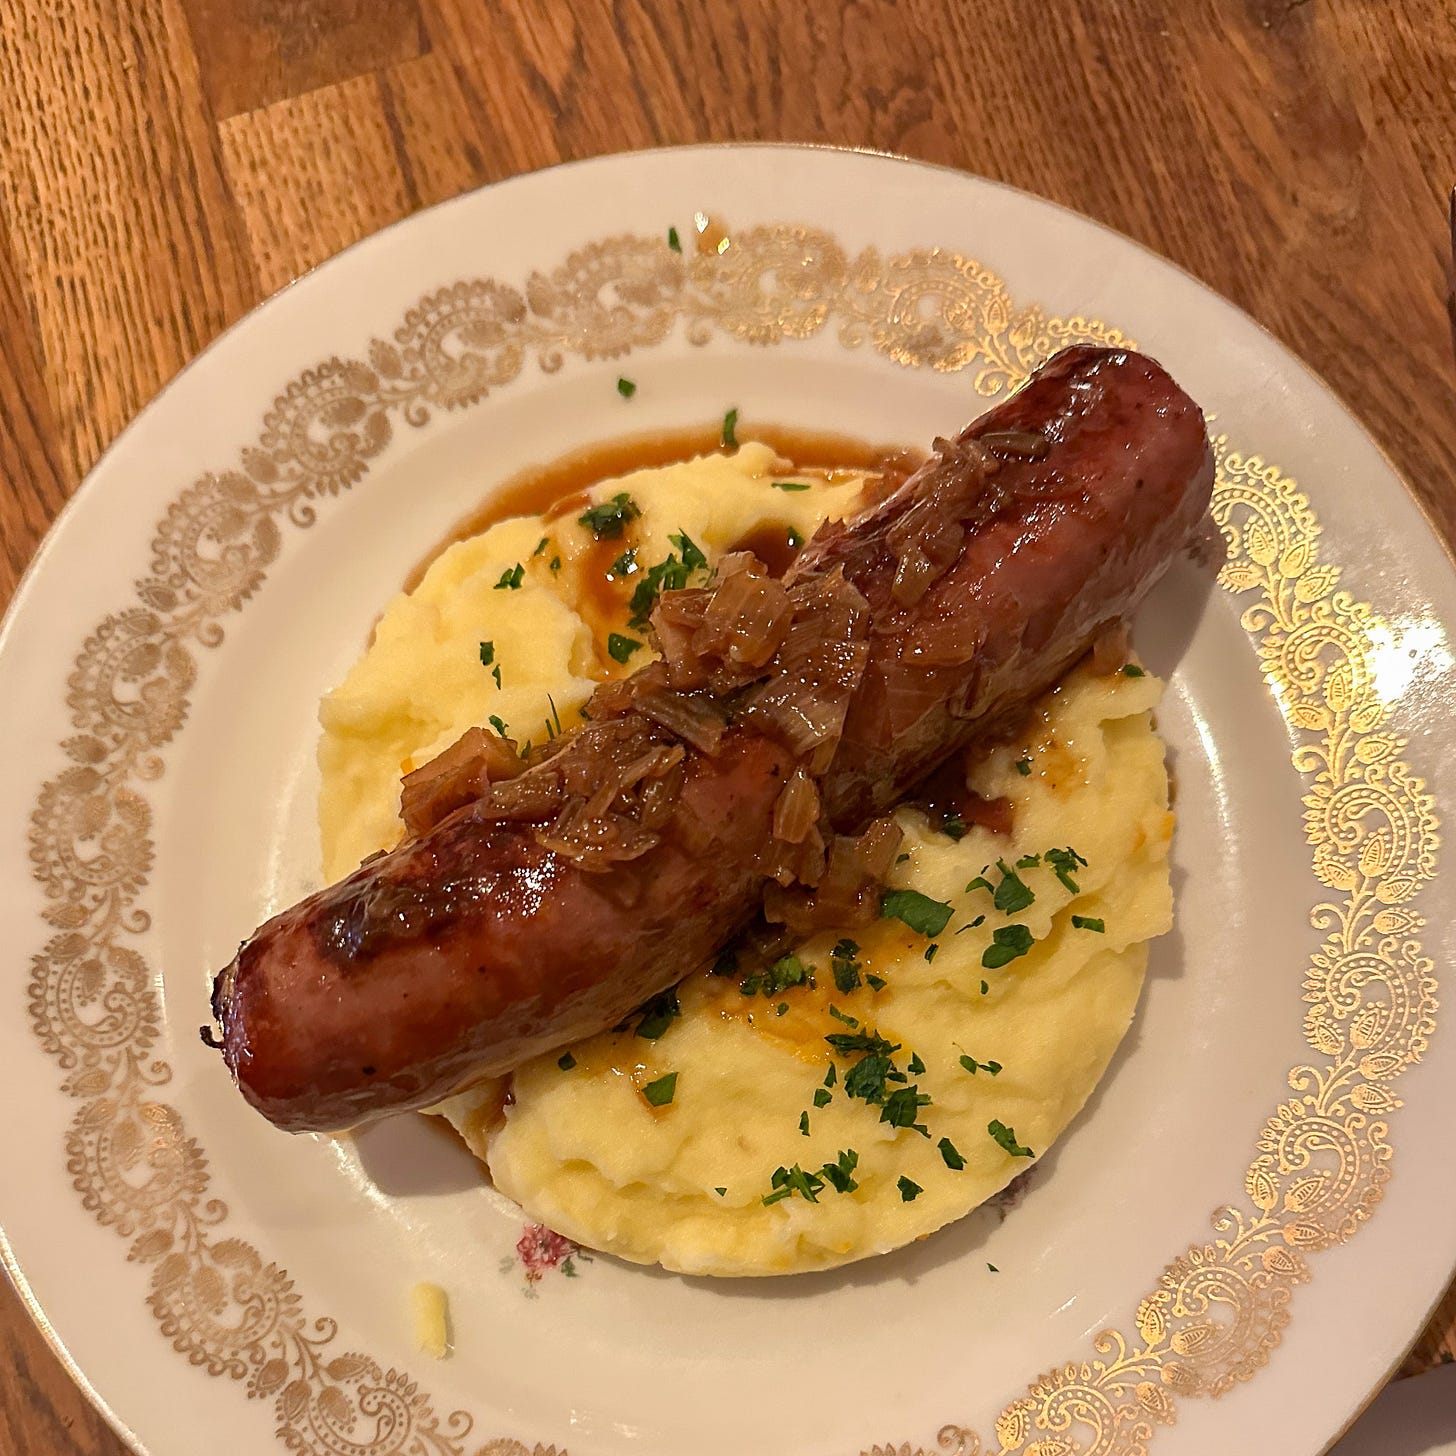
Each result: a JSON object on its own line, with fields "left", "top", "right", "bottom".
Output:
{"left": 318, "top": 443, "right": 1173, "bottom": 1277}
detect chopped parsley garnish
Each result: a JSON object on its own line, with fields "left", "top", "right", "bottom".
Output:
{"left": 923, "top": 943, "right": 939, "bottom": 963}
{"left": 627, "top": 538, "right": 708, "bottom": 627}
{"left": 578, "top": 492, "right": 641, "bottom": 540}
{"left": 1122, "top": 663, "right": 1145, "bottom": 677}
{"left": 987, "top": 1262, "right": 999, "bottom": 1273}
{"left": 721, "top": 407, "right": 739, "bottom": 449}
{"left": 617, "top": 377, "right": 637, "bottom": 398}
{"left": 543, "top": 693, "right": 563, "bottom": 741}
{"left": 715, "top": 1185, "right": 726, "bottom": 1196}
{"left": 830, "top": 938, "right": 862, "bottom": 992}
{"left": 813, "top": 1087, "right": 831, "bottom": 1108}
{"left": 549, "top": 555, "right": 561, "bottom": 573}
{"left": 557, "top": 1052, "right": 577, "bottom": 1071}
{"left": 607, "top": 632, "right": 643, "bottom": 664}
{"left": 776, "top": 1002, "right": 789, "bottom": 1016}
{"left": 988, "top": 1118, "right": 1034, "bottom": 1158}
{"left": 494, "top": 563, "right": 524, "bottom": 590}
{"left": 820, "top": 1149, "right": 859, "bottom": 1193}
{"left": 488, "top": 714, "right": 509, "bottom": 737}
{"left": 825, "top": 1029, "right": 899, "bottom": 1057}
{"left": 959, "top": 1054, "right": 1002, "bottom": 1077}
{"left": 1015, "top": 757, "right": 1032, "bottom": 776}
{"left": 827, "top": 1005, "right": 859, "bottom": 1027}
{"left": 1072, "top": 915, "right": 1105, "bottom": 932}
{"left": 667, "top": 226, "right": 681, "bottom": 252}
{"left": 939, "top": 1137, "right": 965, "bottom": 1169}
{"left": 786, "top": 526, "right": 802, "bottom": 549}
{"left": 762, "top": 1163, "right": 825, "bottom": 1205}
{"left": 865, "top": 973, "right": 887, "bottom": 992}
{"left": 740, "top": 954, "right": 813, "bottom": 999}
{"left": 980, "top": 979, "right": 989, "bottom": 995}
{"left": 956, "top": 914, "right": 987, "bottom": 933}
{"left": 576, "top": 489, "right": 640, "bottom": 541}
{"left": 898, "top": 1176, "right": 922, "bottom": 1202}
{"left": 799, "top": 1111, "right": 810, "bottom": 1136}
{"left": 823, "top": 1064, "right": 837, "bottom": 1088}
{"left": 880, "top": 888, "right": 954, "bottom": 937}
{"left": 634, "top": 988, "right": 680, "bottom": 1040}
{"left": 1046, "top": 845, "right": 1088, "bottom": 893}
{"left": 669, "top": 529, "right": 707, "bottom": 571}
{"left": 492, "top": 665, "right": 502, "bottom": 687}
{"left": 992, "top": 859, "right": 1035, "bottom": 915}
{"left": 478, "top": 641, "right": 495, "bottom": 667}
{"left": 941, "top": 813, "right": 967, "bottom": 840}
{"left": 881, "top": 1086, "right": 931, "bottom": 1135}
{"left": 895, "top": 852, "right": 911, "bottom": 865}
{"left": 643, "top": 1071, "right": 678, "bottom": 1107}
{"left": 1016, "top": 853, "right": 1041, "bottom": 868}
{"left": 982, "top": 924, "right": 1035, "bottom": 969}
{"left": 844, "top": 1055, "right": 895, "bottom": 1103}
{"left": 607, "top": 547, "right": 637, "bottom": 577}
{"left": 966, "top": 875, "right": 992, "bottom": 894}
{"left": 772, "top": 480, "right": 810, "bottom": 491}
{"left": 532, "top": 536, "right": 550, "bottom": 557}
{"left": 907, "top": 1052, "right": 926, "bottom": 1076}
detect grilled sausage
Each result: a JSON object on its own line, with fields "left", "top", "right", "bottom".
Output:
{"left": 210, "top": 346, "right": 1214, "bottom": 1132}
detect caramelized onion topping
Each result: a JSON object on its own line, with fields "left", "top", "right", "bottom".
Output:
{"left": 399, "top": 726, "right": 526, "bottom": 837}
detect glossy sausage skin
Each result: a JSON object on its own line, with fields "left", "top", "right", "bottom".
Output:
{"left": 807, "top": 344, "right": 1215, "bottom": 825}
{"left": 212, "top": 346, "right": 1214, "bottom": 1132}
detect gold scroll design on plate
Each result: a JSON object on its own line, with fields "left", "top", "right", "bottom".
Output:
{"left": 19, "top": 225, "right": 1434, "bottom": 1456}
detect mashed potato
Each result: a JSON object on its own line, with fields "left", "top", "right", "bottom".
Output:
{"left": 319, "top": 442, "right": 1173, "bottom": 1276}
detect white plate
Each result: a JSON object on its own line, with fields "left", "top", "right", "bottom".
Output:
{"left": 2, "top": 144, "right": 1453, "bottom": 1456}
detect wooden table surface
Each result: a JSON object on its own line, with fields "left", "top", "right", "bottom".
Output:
{"left": 2, "top": 1, "right": 1454, "bottom": 1451}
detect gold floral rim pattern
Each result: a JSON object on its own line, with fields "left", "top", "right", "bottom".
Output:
{"left": 23, "top": 226, "right": 1438, "bottom": 1456}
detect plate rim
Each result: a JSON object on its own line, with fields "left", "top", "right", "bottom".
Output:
{"left": 2, "top": 140, "right": 1453, "bottom": 1456}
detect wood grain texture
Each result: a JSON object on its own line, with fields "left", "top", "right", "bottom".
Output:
{"left": 1, "top": 3, "right": 1453, "bottom": 1452}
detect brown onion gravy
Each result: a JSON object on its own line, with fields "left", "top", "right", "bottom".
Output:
{"left": 404, "top": 423, "right": 921, "bottom": 594}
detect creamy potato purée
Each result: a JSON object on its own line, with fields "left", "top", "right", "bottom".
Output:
{"left": 319, "top": 441, "right": 1173, "bottom": 1276}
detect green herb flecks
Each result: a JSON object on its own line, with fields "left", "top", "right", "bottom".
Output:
{"left": 988, "top": 1118, "right": 1034, "bottom": 1158}
{"left": 643, "top": 1072, "right": 678, "bottom": 1107}
{"left": 617, "top": 377, "right": 637, "bottom": 398}
{"left": 578, "top": 492, "right": 641, "bottom": 541}
{"left": 982, "top": 924, "right": 1035, "bottom": 969}
{"left": 1122, "top": 664, "right": 1145, "bottom": 677}
{"left": 959, "top": 1054, "right": 1003, "bottom": 1077}
{"left": 721, "top": 408, "right": 739, "bottom": 449}
{"left": 1072, "top": 914, "right": 1105, "bottom": 932}
{"left": 830, "top": 938, "right": 862, "bottom": 993}
{"left": 667, "top": 226, "right": 682, "bottom": 252}
{"left": 494, "top": 563, "right": 524, "bottom": 590}
{"left": 739, "top": 954, "right": 813, "bottom": 999}
{"left": 1015, "top": 757, "right": 1032, "bottom": 776}
{"left": 898, "top": 1176, "right": 923, "bottom": 1202}
{"left": 939, "top": 1137, "right": 966, "bottom": 1170}
{"left": 488, "top": 714, "right": 509, "bottom": 737}
{"left": 1045, "top": 845, "right": 1088, "bottom": 893}
{"left": 634, "top": 988, "right": 680, "bottom": 1040}
{"left": 478, "top": 641, "right": 495, "bottom": 668}
{"left": 771, "top": 479, "right": 810, "bottom": 491}
{"left": 557, "top": 1053, "right": 577, "bottom": 1071}
{"left": 880, "top": 1085, "right": 931, "bottom": 1136}
{"left": 607, "top": 633, "right": 643, "bottom": 664}
{"left": 880, "top": 888, "right": 954, "bottom": 937}
{"left": 820, "top": 1149, "right": 859, "bottom": 1193}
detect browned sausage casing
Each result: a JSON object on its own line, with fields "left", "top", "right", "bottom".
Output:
{"left": 212, "top": 346, "right": 1215, "bottom": 1132}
